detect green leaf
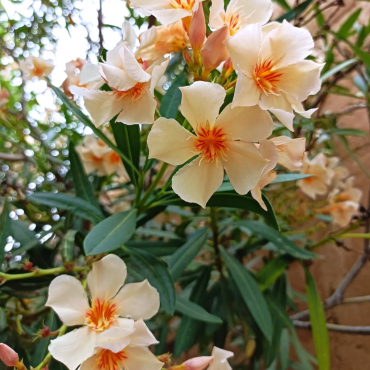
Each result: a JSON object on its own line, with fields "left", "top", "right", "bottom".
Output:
{"left": 11, "top": 220, "right": 35, "bottom": 246}
{"left": 320, "top": 58, "right": 358, "bottom": 82}
{"left": 163, "top": 191, "right": 279, "bottom": 230}
{"left": 124, "top": 247, "right": 176, "bottom": 315}
{"left": 276, "top": 0, "right": 313, "bottom": 22}
{"left": 0, "top": 201, "right": 11, "bottom": 263}
{"left": 29, "top": 193, "right": 103, "bottom": 224}
{"left": 272, "top": 0, "right": 291, "bottom": 11}
{"left": 280, "top": 329, "right": 290, "bottom": 370}
{"left": 160, "top": 74, "right": 186, "bottom": 119}
{"left": 305, "top": 267, "right": 330, "bottom": 370}
{"left": 271, "top": 174, "right": 313, "bottom": 184}
{"left": 69, "top": 142, "right": 102, "bottom": 212}
{"left": 174, "top": 267, "right": 211, "bottom": 357}
{"left": 47, "top": 79, "right": 139, "bottom": 177}
{"left": 62, "top": 230, "right": 78, "bottom": 262}
{"left": 220, "top": 247, "right": 273, "bottom": 341}
{"left": 111, "top": 121, "right": 140, "bottom": 186}
{"left": 236, "top": 220, "right": 316, "bottom": 260}
{"left": 325, "top": 128, "right": 367, "bottom": 137}
{"left": 176, "top": 295, "right": 222, "bottom": 324}
{"left": 256, "top": 256, "right": 291, "bottom": 291}
{"left": 84, "top": 209, "right": 137, "bottom": 255}
{"left": 169, "top": 228, "right": 209, "bottom": 280}
{"left": 337, "top": 9, "right": 362, "bottom": 38}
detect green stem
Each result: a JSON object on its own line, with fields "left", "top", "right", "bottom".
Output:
{"left": 138, "top": 162, "right": 169, "bottom": 210}
{"left": 0, "top": 266, "right": 86, "bottom": 282}
{"left": 34, "top": 325, "right": 68, "bottom": 370}
{"left": 341, "top": 233, "right": 370, "bottom": 239}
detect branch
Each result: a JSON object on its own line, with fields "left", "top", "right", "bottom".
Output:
{"left": 290, "top": 255, "right": 368, "bottom": 321}
{"left": 0, "top": 153, "right": 27, "bottom": 162}
{"left": 293, "top": 320, "right": 370, "bottom": 335}
{"left": 98, "top": 0, "right": 104, "bottom": 53}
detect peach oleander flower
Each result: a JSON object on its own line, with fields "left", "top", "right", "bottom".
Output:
{"left": 46, "top": 255, "right": 160, "bottom": 370}
{"left": 317, "top": 177, "right": 362, "bottom": 227}
{"left": 76, "top": 134, "right": 127, "bottom": 177}
{"left": 136, "top": 21, "right": 190, "bottom": 62}
{"left": 173, "top": 347, "right": 233, "bottom": 370}
{"left": 251, "top": 140, "right": 278, "bottom": 211}
{"left": 79, "top": 319, "right": 163, "bottom": 370}
{"left": 0, "top": 88, "right": 9, "bottom": 108}
{"left": 148, "top": 81, "right": 273, "bottom": 208}
{"left": 70, "top": 43, "right": 169, "bottom": 127}
{"left": 19, "top": 56, "right": 54, "bottom": 80}
{"left": 63, "top": 59, "right": 104, "bottom": 96}
{"left": 327, "top": 157, "right": 349, "bottom": 187}
{"left": 209, "top": 0, "right": 273, "bottom": 36}
{"left": 130, "top": 0, "right": 205, "bottom": 26}
{"left": 270, "top": 136, "right": 306, "bottom": 171}
{"left": 297, "top": 153, "right": 334, "bottom": 199}
{"left": 225, "top": 20, "right": 324, "bottom": 131}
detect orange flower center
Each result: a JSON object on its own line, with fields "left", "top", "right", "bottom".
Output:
{"left": 226, "top": 13, "right": 241, "bottom": 36}
{"left": 194, "top": 123, "right": 228, "bottom": 162}
{"left": 108, "top": 151, "right": 121, "bottom": 165}
{"left": 97, "top": 349, "right": 127, "bottom": 370}
{"left": 119, "top": 83, "right": 146, "bottom": 102}
{"left": 253, "top": 59, "right": 282, "bottom": 95}
{"left": 170, "top": 0, "right": 195, "bottom": 9}
{"left": 85, "top": 299, "right": 117, "bottom": 331}
{"left": 90, "top": 154, "right": 104, "bottom": 165}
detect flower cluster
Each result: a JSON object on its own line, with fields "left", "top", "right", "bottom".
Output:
{"left": 297, "top": 154, "right": 362, "bottom": 226}
{"left": 65, "top": 0, "right": 322, "bottom": 210}
{"left": 46, "top": 255, "right": 163, "bottom": 370}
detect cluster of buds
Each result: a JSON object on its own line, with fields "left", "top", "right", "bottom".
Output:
{"left": 185, "top": 5, "right": 229, "bottom": 81}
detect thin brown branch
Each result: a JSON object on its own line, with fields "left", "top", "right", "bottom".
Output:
{"left": 98, "top": 0, "right": 104, "bottom": 53}
{"left": 290, "top": 255, "right": 368, "bottom": 321}
{"left": 0, "top": 153, "right": 27, "bottom": 162}
{"left": 293, "top": 320, "right": 370, "bottom": 335}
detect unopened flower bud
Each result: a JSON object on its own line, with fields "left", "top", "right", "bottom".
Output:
{"left": 0, "top": 344, "right": 19, "bottom": 367}
{"left": 222, "top": 57, "right": 234, "bottom": 79}
{"left": 183, "top": 356, "right": 213, "bottom": 370}
{"left": 183, "top": 49, "right": 193, "bottom": 66}
{"left": 200, "top": 25, "right": 229, "bottom": 78}
{"left": 157, "top": 353, "right": 172, "bottom": 364}
{"left": 189, "top": 3, "right": 206, "bottom": 60}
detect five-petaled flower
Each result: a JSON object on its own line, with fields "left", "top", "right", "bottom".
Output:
{"left": 71, "top": 44, "right": 168, "bottom": 127}
{"left": 148, "top": 81, "right": 273, "bottom": 208}
{"left": 46, "top": 255, "right": 159, "bottom": 370}
{"left": 225, "top": 20, "right": 324, "bottom": 131}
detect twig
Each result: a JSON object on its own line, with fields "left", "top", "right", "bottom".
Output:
{"left": 290, "top": 255, "right": 368, "bottom": 321}
{"left": 293, "top": 320, "right": 370, "bottom": 335}
{"left": 98, "top": 0, "right": 104, "bottom": 53}
{"left": 0, "top": 153, "right": 27, "bottom": 162}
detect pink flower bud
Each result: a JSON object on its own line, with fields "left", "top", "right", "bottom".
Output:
{"left": 200, "top": 25, "right": 229, "bottom": 76}
{"left": 183, "top": 356, "right": 213, "bottom": 370}
{"left": 183, "top": 49, "right": 193, "bottom": 65}
{"left": 0, "top": 344, "right": 19, "bottom": 367}
{"left": 189, "top": 3, "right": 206, "bottom": 57}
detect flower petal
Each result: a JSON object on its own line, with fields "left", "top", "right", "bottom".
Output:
{"left": 259, "top": 93, "right": 294, "bottom": 131}
{"left": 69, "top": 87, "right": 123, "bottom": 127}
{"left": 79, "top": 64, "right": 104, "bottom": 89}
{"left": 270, "top": 136, "right": 306, "bottom": 171}
{"left": 121, "top": 45, "right": 151, "bottom": 83}
{"left": 209, "top": 0, "right": 226, "bottom": 29}
{"left": 80, "top": 355, "right": 100, "bottom": 370}
{"left": 152, "top": 8, "right": 192, "bottom": 25}
{"left": 87, "top": 254, "right": 127, "bottom": 302}
{"left": 45, "top": 275, "right": 89, "bottom": 326}
{"left": 224, "top": 23, "right": 261, "bottom": 76}
{"left": 96, "top": 327, "right": 134, "bottom": 353}
{"left": 172, "top": 156, "right": 224, "bottom": 208}
{"left": 179, "top": 82, "right": 225, "bottom": 130}
{"left": 99, "top": 63, "right": 137, "bottom": 91}
{"left": 148, "top": 57, "right": 170, "bottom": 94}
{"left": 276, "top": 60, "right": 324, "bottom": 101}
{"left": 260, "top": 20, "right": 314, "bottom": 68}
{"left": 129, "top": 319, "right": 159, "bottom": 347}
{"left": 124, "top": 346, "right": 164, "bottom": 370}
{"left": 48, "top": 327, "right": 96, "bottom": 370}
{"left": 231, "top": 69, "right": 261, "bottom": 107}
{"left": 147, "top": 118, "right": 197, "bottom": 165}
{"left": 130, "top": 0, "right": 171, "bottom": 9}
{"left": 222, "top": 141, "right": 268, "bottom": 195}
{"left": 116, "top": 87, "right": 157, "bottom": 125}
{"left": 216, "top": 104, "right": 273, "bottom": 142}
{"left": 114, "top": 280, "right": 160, "bottom": 320}
{"left": 209, "top": 346, "right": 233, "bottom": 370}
{"left": 227, "top": 0, "right": 272, "bottom": 28}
